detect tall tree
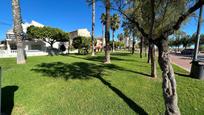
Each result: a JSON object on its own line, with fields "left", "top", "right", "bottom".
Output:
{"left": 101, "top": 13, "right": 106, "bottom": 47}
{"left": 91, "top": 0, "right": 96, "bottom": 56}
{"left": 122, "top": 21, "right": 133, "bottom": 52}
{"left": 148, "top": 0, "right": 157, "bottom": 78}
{"left": 87, "top": 0, "right": 96, "bottom": 56}
{"left": 12, "top": 0, "right": 26, "bottom": 64}
{"left": 132, "top": 33, "right": 136, "bottom": 54}
{"left": 140, "top": 36, "right": 143, "bottom": 58}
{"left": 117, "top": 33, "right": 124, "bottom": 42}
{"left": 111, "top": 14, "right": 120, "bottom": 52}
{"left": 123, "top": 28, "right": 129, "bottom": 49}
{"left": 113, "top": 0, "right": 204, "bottom": 114}
{"left": 104, "top": 0, "right": 111, "bottom": 64}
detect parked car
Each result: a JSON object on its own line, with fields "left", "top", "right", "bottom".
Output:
{"left": 181, "top": 49, "right": 194, "bottom": 55}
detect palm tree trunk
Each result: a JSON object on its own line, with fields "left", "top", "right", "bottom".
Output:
{"left": 104, "top": 0, "right": 111, "bottom": 64}
{"left": 112, "top": 30, "right": 115, "bottom": 52}
{"left": 91, "top": 0, "right": 95, "bottom": 56}
{"left": 12, "top": 0, "right": 26, "bottom": 64}
{"left": 102, "top": 25, "right": 106, "bottom": 47}
{"left": 157, "top": 38, "right": 180, "bottom": 115}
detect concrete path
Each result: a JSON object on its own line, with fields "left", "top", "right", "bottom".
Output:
{"left": 170, "top": 54, "right": 192, "bottom": 72}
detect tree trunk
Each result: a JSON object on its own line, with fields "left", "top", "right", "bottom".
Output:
{"left": 91, "top": 0, "right": 95, "bottom": 56}
{"left": 68, "top": 38, "right": 71, "bottom": 54}
{"left": 102, "top": 25, "right": 106, "bottom": 47}
{"left": 148, "top": 43, "right": 151, "bottom": 63}
{"left": 132, "top": 36, "right": 135, "bottom": 54}
{"left": 129, "top": 37, "right": 131, "bottom": 51}
{"left": 150, "top": 43, "right": 157, "bottom": 78}
{"left": 49, "top": 43, "right": 55, "bottom": 56}
{"left": 112, "top": 30, "right": 115, "bottom": 52}
{"left": 156, "top": 38, "right": 180, "bottom": 115}
{"left": 104, "top": 0, "right": 111, "bottom": 64}
{"left": 12, "top": 0, "right": 26, "bottom": 64}
{"left": 145, "top": 46, "right": 147, "bottom": 57}
{"left": 140, "top": 37, "right": 143, "bottom": 58}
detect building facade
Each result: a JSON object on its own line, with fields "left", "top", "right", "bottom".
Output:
{"left": 0, "top": 21, "right": 92, "bottom": 57}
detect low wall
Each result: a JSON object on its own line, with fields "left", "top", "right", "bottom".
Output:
{"left": 0, "top": 50, "right": 48, "bottom": 58}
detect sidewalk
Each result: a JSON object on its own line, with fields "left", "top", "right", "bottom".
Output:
{"left": 170, "top": 54, "right": 191, "bottom": 72}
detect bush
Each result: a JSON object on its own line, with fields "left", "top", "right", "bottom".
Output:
{"left": 199, "top": 45, "right": 204, "bottom": 51}
{"left": 72, "top": 36, "right": 91, "bottom": 54}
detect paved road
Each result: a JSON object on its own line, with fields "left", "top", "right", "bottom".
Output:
{"left": 170, "top": 54, "right": 192, "bottom": 72}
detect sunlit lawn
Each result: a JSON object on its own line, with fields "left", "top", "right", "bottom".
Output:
{"left": 1, "top": 52, "right": 204, "bottom": 115}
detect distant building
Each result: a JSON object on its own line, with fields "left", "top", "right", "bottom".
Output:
{"left": 124, "top": 37, "right": 131, "bottom": 48}
{"left": 69, "top": 28, "right": 91, "bottom": 39}
{"left": 95, "top": 37, "right": 103, "bottom": 52}
{"left": 69, "top": 28, "right": 91, "bottom": 46}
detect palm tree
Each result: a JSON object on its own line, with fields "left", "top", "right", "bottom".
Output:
{"left": 100, "top": 13, "right": 106, "bottom": 47}
{"left": 104, "top": 0, "right": 111, "bottom": 64}
{"left": 111, "top": 14, "right": 120, "bottom": 52}
{"left": 91, "top": 0, "right": 95, "bottom": 56}
{"left": 12, "top": 0, "right": 26, "bottom": 64}
{"left": 87, "top": 0, "right": 96, "bottom": 56}
{"left": 181, "top": 35, "right": 191, "bottom": 49}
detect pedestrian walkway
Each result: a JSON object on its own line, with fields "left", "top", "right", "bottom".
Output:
{"left": 170, "top": 54, "right": 191, "bottom": 72}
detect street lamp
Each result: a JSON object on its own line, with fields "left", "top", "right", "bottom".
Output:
{"left": 190, "top": 5, "right": 204, "bottom": 80}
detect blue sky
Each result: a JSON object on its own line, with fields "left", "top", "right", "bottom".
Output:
{"left": 0, "top": 0, "right": 203, "bottom": 41}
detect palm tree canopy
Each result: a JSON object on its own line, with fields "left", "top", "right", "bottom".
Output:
{"left": 111, "top": 14, "right": 120, "bottom": 32}
{"left": 100, "top": 13, "right": 106, "bottom": 25}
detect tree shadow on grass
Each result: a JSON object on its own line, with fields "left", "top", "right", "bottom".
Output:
{"left": 103, "top": 64, "right": 151, "bottom": 77}
{"left": 1, "top": 86, "right": 19, "bottom": 115}
{"left": 32, "top": 62, "right": 148, "bottom": 114}
{"left": 69, "top": 55, "right": 136, "bottom": 63}
{"left": 175, "top": 72, "right": 190, "bottom": 77}
{"left": 95, "top": 72, "right": 148, "bottom": 114}
{"left": 31, "top": 62, "right": 99, "bottom": 80}
{"left": 32, "top": 62, "right": 151, "bottom": 80}
{"left": 110, "top": 52, "right": 132, "bottom": 56}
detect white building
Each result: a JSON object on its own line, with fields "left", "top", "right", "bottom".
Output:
{"left": 0, "top": 21, "right": 91, "bottom": 58}
{"left": 69, "top": 28, "right": 91, "bottom": 39}
{"left": 6, "top": 20, "right": 47, "bottom": 51}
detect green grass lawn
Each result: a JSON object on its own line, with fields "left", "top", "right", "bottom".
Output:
{"left": 1, "top": 52, "right": 204, "bottom": 115}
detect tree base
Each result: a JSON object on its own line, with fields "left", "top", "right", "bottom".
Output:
{"left": 104, "top": 61, "right": 111, "bottom": 64}
{"left": 17, "top": 60, "right": 26, "bottom": 64}
{"left": 151, "top": 75, "right": 157, "bottom": 78}
{"left": 91, "top": 52, "right": 95, "bottom": 56}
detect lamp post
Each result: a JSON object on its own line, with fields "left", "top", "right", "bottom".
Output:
{"left": 190, "top": 5, "right": 203, "bottom": 79}
{"left": 192, "top": 6, "right": 203, "bottom": 61}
